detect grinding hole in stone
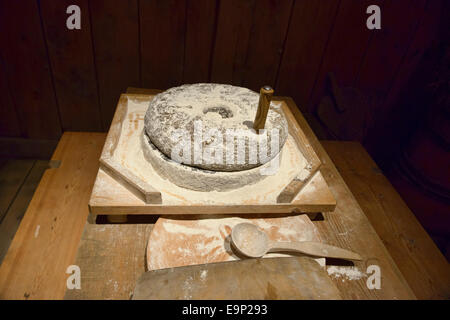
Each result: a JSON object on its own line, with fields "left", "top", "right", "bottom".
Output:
{"left": 203, "top": 106, "right": 233, "bottom": 119}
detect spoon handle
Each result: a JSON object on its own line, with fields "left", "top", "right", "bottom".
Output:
{"left": 268, "top": 241, "right": 362, "bottom": 261}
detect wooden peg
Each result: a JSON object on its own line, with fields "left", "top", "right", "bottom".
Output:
{"left": 253, "top": 85, "right": 274, "bottom": 130}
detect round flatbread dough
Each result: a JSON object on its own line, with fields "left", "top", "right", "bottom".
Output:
{"left": 144, "top": 83, "right": 288, "bottom": 172}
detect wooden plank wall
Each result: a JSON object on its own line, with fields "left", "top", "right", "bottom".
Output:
{"left": 0, "top": 0, "right": 445, "bottom": 146}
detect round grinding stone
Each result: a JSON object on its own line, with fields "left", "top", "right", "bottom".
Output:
{"left": 144, "top": 83, "right": 288, "bottom": 172}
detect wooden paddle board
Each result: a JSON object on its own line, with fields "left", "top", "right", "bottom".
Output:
{"left": 133, "top": 257, "right": 342, "bottom": 300}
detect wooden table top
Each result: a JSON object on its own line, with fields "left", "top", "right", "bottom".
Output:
{"left": 0, "top": 98, "right": 448, "bottom": 300}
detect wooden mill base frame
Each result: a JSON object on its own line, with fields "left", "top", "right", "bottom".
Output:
{"left": 88, "top": 93, "right": 336, "bottom": 223}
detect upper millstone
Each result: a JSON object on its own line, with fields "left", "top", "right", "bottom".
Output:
{"left": 144, "top": 83, "right": 288, "bottom": 172}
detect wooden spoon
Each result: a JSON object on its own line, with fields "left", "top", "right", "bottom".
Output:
{"left": 231, "top": 222, "right": 362, "bottom": 261}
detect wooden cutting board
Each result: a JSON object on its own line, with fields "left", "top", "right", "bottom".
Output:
{"left": 146, "top": 215, "right": 325, "bottom": 270}
{"left": 133, "top": 257, "right": 342, "bottom": 300}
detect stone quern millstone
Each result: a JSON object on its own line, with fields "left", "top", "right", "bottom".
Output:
{"left": 144, "top": 83, "right": 288, "bottom": 172}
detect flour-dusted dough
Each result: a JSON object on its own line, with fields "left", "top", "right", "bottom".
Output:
{"left": 146, "top": 216, "right": 325, "bottom": 271}
{"left": 144, "top": 83, "right": 288, "bottom": 172}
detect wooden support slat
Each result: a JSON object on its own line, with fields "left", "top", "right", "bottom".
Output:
{"left": 99, "top": 157, "right": 162, "bottom": 205}
{"left": 98, "top": 94, "right": 161, "bottom": 205}
{"left": 0, "top": 0, "right": 62, "bottom": 139}
{"left": 90, "top": 0, "right": 141, "bottom": 130}
{"left": 276, "top": 97, "right": 322, "bottom": 203}
{"left": 40, "top": 0, "right": 102, "bottom": 131}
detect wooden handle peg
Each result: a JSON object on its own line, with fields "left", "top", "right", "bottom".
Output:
{"left": 253, "top": 85, "right": 274, "bottom": 131}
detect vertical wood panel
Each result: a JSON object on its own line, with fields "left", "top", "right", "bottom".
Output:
{"left": 210, "top": 0, "right": 254, "bottom": 85}
{"left": 355, "top": 0, "right": 427, "bottom": 109}
{"left": 0, "top": 57, "right": 21, "bottom": 137}
{"left": 0, "top": 0, "right": 61, "bottom": 139}
{"left": 0, "top": 160, "right": 35, "bottom": 222}
{"left": 363, "top": 0, "right": 445, "bottom": 159}
{"left": 211, "top": 0, "right": 292, "bottom": 91}
{"left": 90, "top": 0, "right": 141, "bottom": 130}
{"left": 0, "top": 0, "right": 445, "bottom": 143}
{"left": 183, "top": 0, "right": 217, "bottom": 84}
{"left": 40, "top": 0, "right": 102, "bottom": 131}
{"left": 276, "top": 0, "right": 341, "bottom": 111}
{"left": 384, "top": 0, "right": 444, "bottom": 111}
{"left": 309, "top": 0, "right": 375, "bottom": 112}
{"left": 140, "top": 0, "right": 186, "bottom": 90}
{"left": 241, "top": 0, "right": 293, "bottom": 91}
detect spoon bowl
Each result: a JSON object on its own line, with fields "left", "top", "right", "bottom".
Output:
{"left": 231, "top": 222, "right": 362, "bottom": 261}
{"left": 231, "top": 223, "right": 269, "bottom": 258}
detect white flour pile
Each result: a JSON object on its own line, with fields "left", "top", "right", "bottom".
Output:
{"left": 327, "top": 266, "right": 367, "bottom": 281}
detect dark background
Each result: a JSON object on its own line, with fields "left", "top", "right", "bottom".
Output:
{"left": 0, "top": 0, "right": 448, "bottom": 255}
